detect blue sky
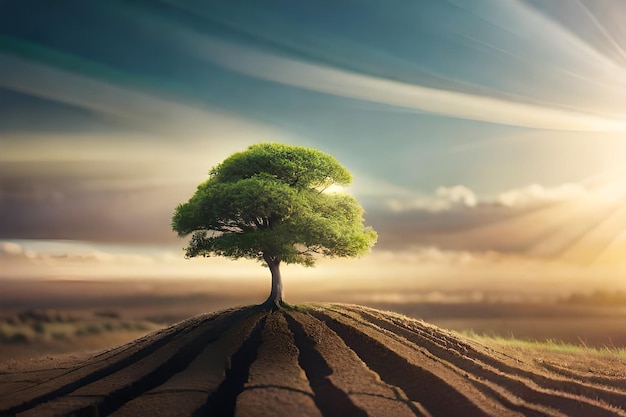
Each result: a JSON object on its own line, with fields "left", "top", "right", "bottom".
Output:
{"left": 1, "top": 1, "right": 626, "bottom": 295}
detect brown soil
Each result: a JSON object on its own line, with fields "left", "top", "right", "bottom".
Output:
{"left": 1, "top": 304, "right": 625, "bottom": 417}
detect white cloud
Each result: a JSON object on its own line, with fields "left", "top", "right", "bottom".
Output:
{"left": 388, "top": 182, "right": 592, "bottom": 212}
{"left": 0, "top": 53, "right": 286, "bottom": 146}
{"left": 67, "top": 251, "right": 155, "bottom": 265}
{"left": 496, "top": 183, "right": 589, "bottom": 207}
{"left": 437, "top": 186, "right": 478, "bottom": 207}
{"left": 375, "top": 176, "right": 626, "bottom": 265}
{"left": 373, "top": 246, "right": 476, "bottom": 266}
{"left": 0, "top": 240, "right": 153, "bottom": 265}
{"left": 0, "top": 241, "right": 23, "bottom": 256}
{"left": 387, "top": 185, "right": 477, "bottom": 212}
{"left": 182, "top": 34, "right": 626, "bottom": 132}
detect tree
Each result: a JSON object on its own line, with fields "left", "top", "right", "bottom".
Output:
{"left": 172, "top": 143, "right": 377, "bottom": 309}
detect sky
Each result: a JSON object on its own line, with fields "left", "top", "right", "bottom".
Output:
{"left": 1, "top": 0, "right": 626, "bottom": 299}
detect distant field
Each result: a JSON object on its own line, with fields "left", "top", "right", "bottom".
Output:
{"left": 0, "top": 309, "right": 164, "bottom": 362}
{"left": 1, "top": 278, "right": 625, "bottom": 362}
{"left": 433, "top": 317, "right": 626, "bottom": 348}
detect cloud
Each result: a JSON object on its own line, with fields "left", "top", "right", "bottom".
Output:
{"left": 0, "top": 238, "right": 272, "bottom": 280}
{"left": 181, "top": 34, "right": 626, "bottom": 132}
{"left": 0, "top": 241, "right": 23, "bottom": 256}
{"left": 372, "top": 178, "right": 626, "bottom": 264}
{"left": 387, "top": 183, "right": 590, "bottom": 213}
{"left": 496, "top": 183, "right": 590, "bottom": 207}
{"left": 0, "top": 53, "right": 287, "bottom": 145}
{"left": 47, "top": 251, "right": 154, "bottom": 265}
{"left": 373, "top": 246, "right": 476, "bottom": 266}
{"left": 387, "top": 186, "right": 478, "bottom": 212}
{"left": 0, "top": 182, "right": 183, "bottom": 244}
{"left": 0, "top": 240, "right": 153, "bottom": 265}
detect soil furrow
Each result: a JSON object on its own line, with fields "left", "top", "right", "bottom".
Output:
{"left": 350, "top": 306, "right": 626, "bottom": 403}
{"left": 107, "top": 311, "right": 266, "bottom": 417}
{"left": 14, "top": 308, "right": 253, "bottom": 417}
{"left": 312, "top": 310, "right": 497, "bottom": 417}
{"left": 3, "top": 304, "right": 624, "bottom": 417}
{"left": 326, "top": 311, "right": 564, "bottom": 417}
{"left": 235, "top": 312, "right": 320, "bottom": 417}
{"left": 351, "top": 304, "right": 626, "bottom": 398}
{"left": 285, "top": 312, "right": 368, "bottom": 417}
{"left": 333, "top": 305, "right": 626, "bottom": 417}
{"left": 458, "top": 373, "right": 568, "bottom": 417}
{"left": 538, "top": 361, "right": 626, "bottom": 389}
{"left": 1, "top": 312, "right": 225, "bottom": 415}
{"left": 287, "top": 311, "right": 420, "bottom": 417}
{"left": 192, "top": 314, "right": 267, "bottom": 417}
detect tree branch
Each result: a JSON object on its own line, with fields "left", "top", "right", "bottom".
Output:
{"left": 297, "top": 245, "right": 322, "bottom": 255}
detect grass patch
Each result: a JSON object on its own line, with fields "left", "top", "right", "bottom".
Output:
{"left": 280, "top": 302, "right": 313, "bottom": 313}
{"left": 460, "top": 329, "right": 626, "bottom": 360}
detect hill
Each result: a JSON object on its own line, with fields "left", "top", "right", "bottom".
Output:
{"left": 1, "top": 304, "right": 625, "bottom": 417}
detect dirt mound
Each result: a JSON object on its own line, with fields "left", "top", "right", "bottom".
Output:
{"left": 1, "top": 304, "right": 625, "bottom": 417}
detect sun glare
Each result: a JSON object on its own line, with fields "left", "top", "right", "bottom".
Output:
{"left": 322, "top": 184, "right": 347, "bottom": 194}
{"left": 598, "top": 176, "right": 626, "bottom": 202}
{"left": 559, "top": 169, "right": 626, "bottom": 267}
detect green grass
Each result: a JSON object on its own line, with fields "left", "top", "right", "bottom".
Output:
{"left": 459, "top": 329, "right": 626, "bottom": 360}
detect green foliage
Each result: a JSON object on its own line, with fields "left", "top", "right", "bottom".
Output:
{"left": 210, "top": 143, "right": 352, "bottom": 190}
{"left": 172, "top": 143, "right": 377, "bottom": 266}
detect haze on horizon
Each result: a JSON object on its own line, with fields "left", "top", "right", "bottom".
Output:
{"left": 1, "top": 1, "right": 626, "bottom": 300}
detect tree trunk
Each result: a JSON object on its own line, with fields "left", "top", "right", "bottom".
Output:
{"left": 263, "top": 256, "right": 284, "bottom": 310}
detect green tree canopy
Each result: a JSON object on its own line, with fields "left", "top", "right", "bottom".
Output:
{"left": 172, "top": 143, "right": 377, "bottom": 308}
